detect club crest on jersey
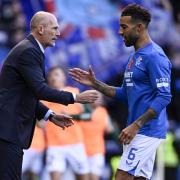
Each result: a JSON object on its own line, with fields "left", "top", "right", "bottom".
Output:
{"left": 135, "top": 56, "right": 143, "bottom": 66}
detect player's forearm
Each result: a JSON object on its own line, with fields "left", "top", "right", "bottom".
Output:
{"left": 92, "top": 79, "right": 116, "bottom": 97}
{"left": 134, "top": 108, "right": 157, "bottom": 128}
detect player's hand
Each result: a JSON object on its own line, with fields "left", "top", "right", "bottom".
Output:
{"left": 76, "top": 90, "right": 99, "bottom": 104}
{"left": 69, "top": 65, "right": 96, "bottom": 87}
{"left": 118, "top": 123, "right": 140, "bottom": 145}
{"left": 50, "top": 114, "right": 74, "bottom": 130}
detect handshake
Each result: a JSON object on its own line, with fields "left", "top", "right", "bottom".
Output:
{"left": 75, "top": 90, "right": 99, "bottom": 104}
{"left": 50, "top": 90, "right": 99, "bottom": 130}
{"left": 50, "top": 66, "right": 100, "bottom": 130}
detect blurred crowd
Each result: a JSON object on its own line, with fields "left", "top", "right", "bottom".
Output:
{"left": 22, "top": 67, "right": 115, "bottom": 180}
{"left": 0, "top": 0, "right": 180, "bottom": 180}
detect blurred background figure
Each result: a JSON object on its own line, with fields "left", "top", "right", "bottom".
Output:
{"left": 1, "top": 0, "right": 180, "bottom": 179}
{"left": 79, "top": 93, "right": 114, "bottom": 180}
{"left": 22, "top": 121, "right": 46, "bottom": 180}
{"left": 44, "top": 67, "right": 90, "bottom": 180}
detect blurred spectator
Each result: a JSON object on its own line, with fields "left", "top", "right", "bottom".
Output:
{"left": 161, "top": 132, "right": 179, "bottom": 180}
{"left": 44, "top": 67, "right": 89, "bottom": 180}
{"left": 167, "top": 50, "right": 180, "bottom": 124}
{"left": 174, "top": 128, "right": 180, "bottom": 162}
{"left": 22, "top": 121, "right": 46, "bottom": 180}
{"left": 79, "top": 94, "right": 113, "bottom": 180}
{"left": 0, "top": 0, "right": 26, "bottom": 47}
{"left": 169, "top": 0, "right": 180, "bottom": 32}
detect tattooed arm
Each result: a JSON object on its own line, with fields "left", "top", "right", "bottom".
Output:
{"left": 92, "top": 79, "right": 116, "bottom": 97}
{"left": 134, "top": 108, "right": 156, "bottom": 128}
{"left": 69, "top": 66, "right": 127, "bottom": 103}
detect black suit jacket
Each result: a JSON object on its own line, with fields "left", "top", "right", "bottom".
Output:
{"left": 0, "top": 34, "right": 74, "bottom": 149}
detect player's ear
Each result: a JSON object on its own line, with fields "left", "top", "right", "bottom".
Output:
{"left": 136, "top": 23, "right": 143, "bottom": 33}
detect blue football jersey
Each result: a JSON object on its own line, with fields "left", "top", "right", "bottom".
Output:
{"left": 115, "top": 42, "right": 172, "bottom": 138}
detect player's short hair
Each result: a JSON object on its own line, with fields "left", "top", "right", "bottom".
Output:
{"left": 121, "top": 4, "right": 151, "bottom": 27}
{"left": 47, "top": 66, "right": 65, "bottom": 78}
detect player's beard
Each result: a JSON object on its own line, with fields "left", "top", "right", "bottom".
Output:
{"left": 124, "top": 31, "right": 139, "bottom": 47}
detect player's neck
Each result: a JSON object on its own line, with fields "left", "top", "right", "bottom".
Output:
{"left": 134, "top": 32, "right": 151, "bottom": 51}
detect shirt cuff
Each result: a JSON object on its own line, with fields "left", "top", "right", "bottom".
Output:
{"left": 72, "top": 93, "right": 77, "bottom": 102}
{"left": 150, "top": 96, "right": 171, "bottom": 115}
{"left": 44, "top": 109, "right": 53, "bottom": 121}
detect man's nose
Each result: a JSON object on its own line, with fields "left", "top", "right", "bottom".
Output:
{"left": 56, "top": 29, "right": 60, "bottom": 37}
{"left": 118, "top": 29, "right": 123, "bottom": 36}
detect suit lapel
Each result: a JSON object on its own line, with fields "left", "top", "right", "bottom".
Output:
{"left": 27, "top": 34, "right": 42, "bottom": 52}
{"left": 26, "top": 34, "right": 46, "bottom": 77}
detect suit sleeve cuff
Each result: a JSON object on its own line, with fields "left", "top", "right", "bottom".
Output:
{"left": 44, "top": 109, "right": 53, "bottom": 121}
{"left": 72, "top": 93, "right": 77, "bottom": 102}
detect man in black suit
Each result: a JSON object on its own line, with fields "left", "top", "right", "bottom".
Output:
{"left": 0, "top": 11, "right": 98, "bottom": 180}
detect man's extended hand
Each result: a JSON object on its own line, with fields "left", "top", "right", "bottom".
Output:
{"left": 118, "top": 123, "right": 140, "bottom": 145}
{"left": 50, "top": 114, "right": 74, "bottom": 130}
{"left": 69, "top": 66, "right": 96, "bottom": 87}
{"left": 69, "top": 65, "right": 117, "bottom": 98}
{"left": 76, "top": 90, "right": 99, "bottom": 104}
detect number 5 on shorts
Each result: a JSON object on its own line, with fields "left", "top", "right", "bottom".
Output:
{"left": 128, "top": 148, "right": 138, "bottom": 160}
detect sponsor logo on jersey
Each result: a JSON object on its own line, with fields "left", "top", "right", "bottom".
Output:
{"left": 156, "top": 78, "right": 169, "bottom": 88}
{"left": 124, "top": 72, "right": 133, "bottom": 78}
{"left": 124, "top": 72, "right": 134, "bottom": 87}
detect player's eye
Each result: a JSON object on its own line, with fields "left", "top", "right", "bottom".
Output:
{"left": 120, "top": 25, "right": 127, "bottom": 30}
{"left": 52, "top": 27, "right": 58, "bottom": 30}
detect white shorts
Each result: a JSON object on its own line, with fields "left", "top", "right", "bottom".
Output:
{"left": 46, "top": 143, "right": 89, "bottom": 175}
{"left": 88, "top": 154, "right": 105, "bottom": 176}
{"left": 118, "top": 134, "right": 164, "bottom": 180}
{"left": 22, "top": 149, "right": 43, "bottom": 174}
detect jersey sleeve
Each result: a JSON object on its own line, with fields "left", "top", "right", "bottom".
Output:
{"left": 114, "top": 80, "right": 127, "bottom": 103}
{"left": 147, "top": 53, "right": 172, "bottom": 115}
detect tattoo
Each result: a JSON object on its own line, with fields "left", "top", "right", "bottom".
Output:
{"left": 93, "top": 79, "right": 116, "bottom": 97}
{"left": 134, "top": 108, "right": 157, "bottom": 128}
